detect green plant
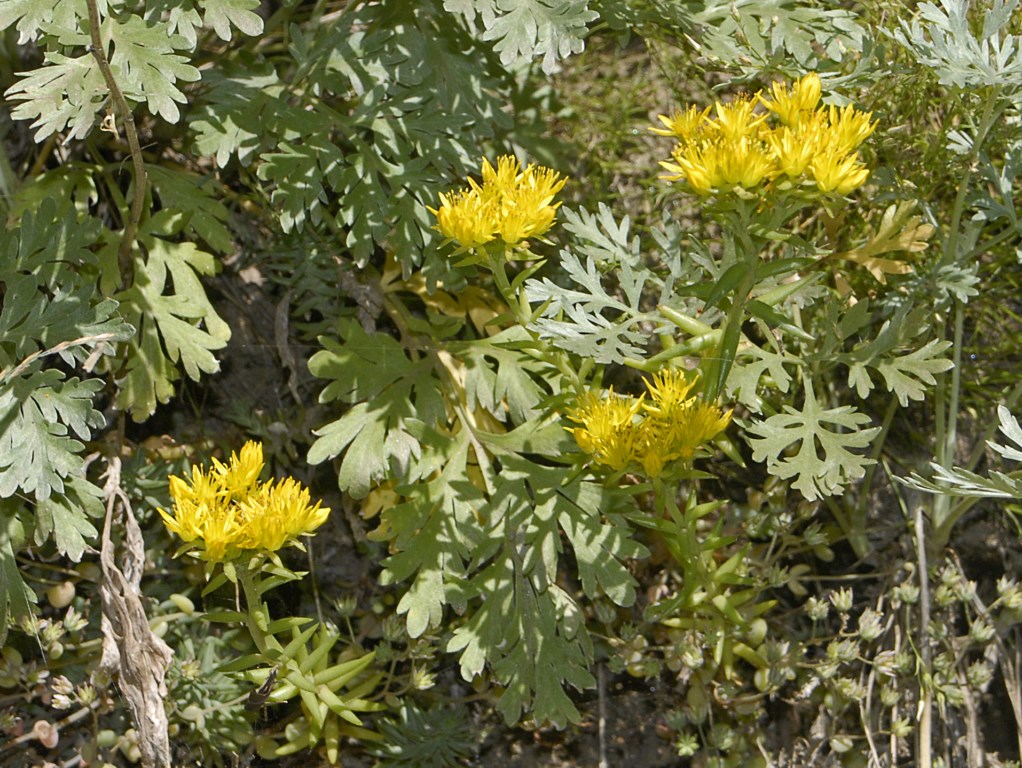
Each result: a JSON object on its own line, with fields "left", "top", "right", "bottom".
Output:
{"left": 159, "top": 441, "right": 385, "bottom": 763}
{"left": 4, "top": 0, "right": 1022, "bottom": 766}
{"left": 369, "top": 702, "right": 474, "bottom": 768}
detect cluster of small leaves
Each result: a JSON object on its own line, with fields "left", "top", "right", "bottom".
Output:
{"left": 888, "top": 0, "right": 1022, "bottom": 92}
{"left": 368, "top": 702, "right": 474, "bottom": 768}
{"left": 3, "top": 0, "right": 223, "bottom": 140}
{"left": 594, "top": 506, "right": 891, "bottom": 764}
{"left": 526, "top": 204, "right": 684, "bottom": 365}
{"left": 594, "top": 0, "right": 867, "bottom": 71}
{"left": 650, "top": 558, "right": 1016, "bottom": 765}
{"left": 194, "top": 1, "right": 520, "bottom": 270}
{"left": 166, "top": 633, "right": 253, "bottom": 766}
{"left": 109, "top": 200, "right": 233, "bottom": 421}
{"left": 203, "top": 561, "right": 386, "bottom": 765}
{"left": 443, "top": 0, "right": 597, "bottom": 74}
{"left": 4, "top": 158, "right": 252, "bottom": 423}
{"left": 0, "top": 578, "right": 147, "bottom": 767}
{"left": 906, "top": 404, "right": 1022, "bottom": 498}
{"left": 248, "top": 624, "right": 384, "bottom": 763}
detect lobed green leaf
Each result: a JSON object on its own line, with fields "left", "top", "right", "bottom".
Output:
{"left": 746, "top": 377, "right": 880, "bottom": 501}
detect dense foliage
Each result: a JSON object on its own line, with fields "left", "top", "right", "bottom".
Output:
{"left": 2, "top": 0, "right": 1022, "bottom": 766}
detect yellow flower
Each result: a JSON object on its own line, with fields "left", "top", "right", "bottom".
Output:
{"left": 431, "top": 188, "right": 497, "bottom": 249}
{"left": 566, "top": 371, "right": 732, "bottom": 478}
{"left": 479, "top": 155, "right": 521, "bottom": 192}
{"left": 765, "top": 110, "right": 827, "bottom": 178}
{"left": 643, "top": 368, "right": 698, "bottom": 419}
{"left": 651, "top": 105, "right": 712, "bottom": 142}
{"left": 429, "top": 155, "right": 566, "bottom": 251}
{"left": 213, "top": 441, "right": 265, "bottom": 499}
{"left": 767, "top": 126, "right": 816, "bottom": 179}
{"left": 635, "top": 420, "right": 672, "bottom": 478}
{"left": 161, "top": 474, "right": 227, "bottom": 546}
{"left": 639, "top": 369, "right": 732, "bottom": 477}
{"left": 238, "top": 478, "right": 330, "bottom": 553}
{"left": 657, "top": 400, "right": 733, "bottom": 461}
{"left": 824, "top": 103, "right": 877, "bottom": 155}
{"left": 158, "top": 441, "right": 331, "bottom": 563}
{"left": 760, "top": 73, "right": 823, "bottom": 128}
{"left": 663, "top": 137, "right": 776, "bottom": 195}
{"left": 494, "top": 163, "right": 566, "bottom": 244}
{"left": 810, "top": 148, "right": 870, "bottom": 195}
{"left": 189, "top": 504, "right": 244, "bottom": 564}
{"left": 655, "top": 72, "right": 876, "bottom": 199}
{"left": 708, "top": 95, "right": 768, "bottom": 142}
{"left": 567, "top": 389, "right": 644, "bottom": 471}
{"left": 660, "top": 144, "right": 714, "bottom": 194}
{"left": 716, "top": 137, "right": 777, "bottom": 189}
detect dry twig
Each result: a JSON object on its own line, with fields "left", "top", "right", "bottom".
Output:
{"left": 98, "top": 456, "right": 174, "bottom": 768}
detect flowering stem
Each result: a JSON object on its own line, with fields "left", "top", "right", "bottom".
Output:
{"left": 931, "top": 88, "right": 1003, "bottom": 550}
{"left": 657, "top": 480, "right": 703, "bottom": 606}
{"left": 705, "top": 217, "right": 760, "bottom": 402}
{"left": 486, "top": 246, "right": 532, "bottom": 326}
{"left": 236, "top": 558, "right": 283, "bottom": 658}
{"left": 483, "top": 245, "right": 595, "bottom": 392}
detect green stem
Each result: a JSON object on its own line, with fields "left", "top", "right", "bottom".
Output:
{"left": 486, "top": 245, "right": 532, "bottom": 326}
{"left": 941, "top": 89, "right": 1001, "bottom": 270}
{"left": 85, "top": 0, "right": 145, "bottom": 287}
{"left": 236, "top": 558, "right": 281, "bottom": 658}
{"left": 658, "top": 481, "right": 701, "bottom": 606}
{"left": 932, "top": 88, "right": 1002, "bottom": 547}
{"left": 934, "top": 301, "right": 965, "bottom": 527}
{"left": 960, "top": 224, "right": 1020, "bottom": 263}
{"left": 706, "top": 220, "right": 760, "bottom": 402}
{"left": 846, "top": 395, "right": 900, "bottom": 558}
{"left": 0, "top": 139, "right": 15, "bottom": 213}
{"left": 482, "top": 245, "right": 593, "bottom": 392}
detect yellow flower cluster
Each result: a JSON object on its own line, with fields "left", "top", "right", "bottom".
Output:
{"left": 653, "top": 73, "right": 876, "bottom": 197}
{"left": 567, "top": 370, "right": 732, "bottom": 478}
{"left": 430, "top": 155, "right": 567, "bottom": 251}
{"left": 159, "top": 442, "right": 330, "bottom": 563}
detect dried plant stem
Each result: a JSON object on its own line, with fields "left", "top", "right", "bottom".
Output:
{"left": 99, "top": 455, "right": 174, "bottom": 768}
{"left": 85, "top": 0, "right": 146, "bottom": 282}
{"left": 915, "top": 505, "right": 933, "bottom": 768}
{"left": 0, "top": 332, "right": 120, "bottom": 385}
{"left": 1012, "top": 639, "right": 1022, "bottom": 759}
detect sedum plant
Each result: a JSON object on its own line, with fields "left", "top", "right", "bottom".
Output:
{"left": 159, "top": 441, "right": 384, "bottom": 764}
